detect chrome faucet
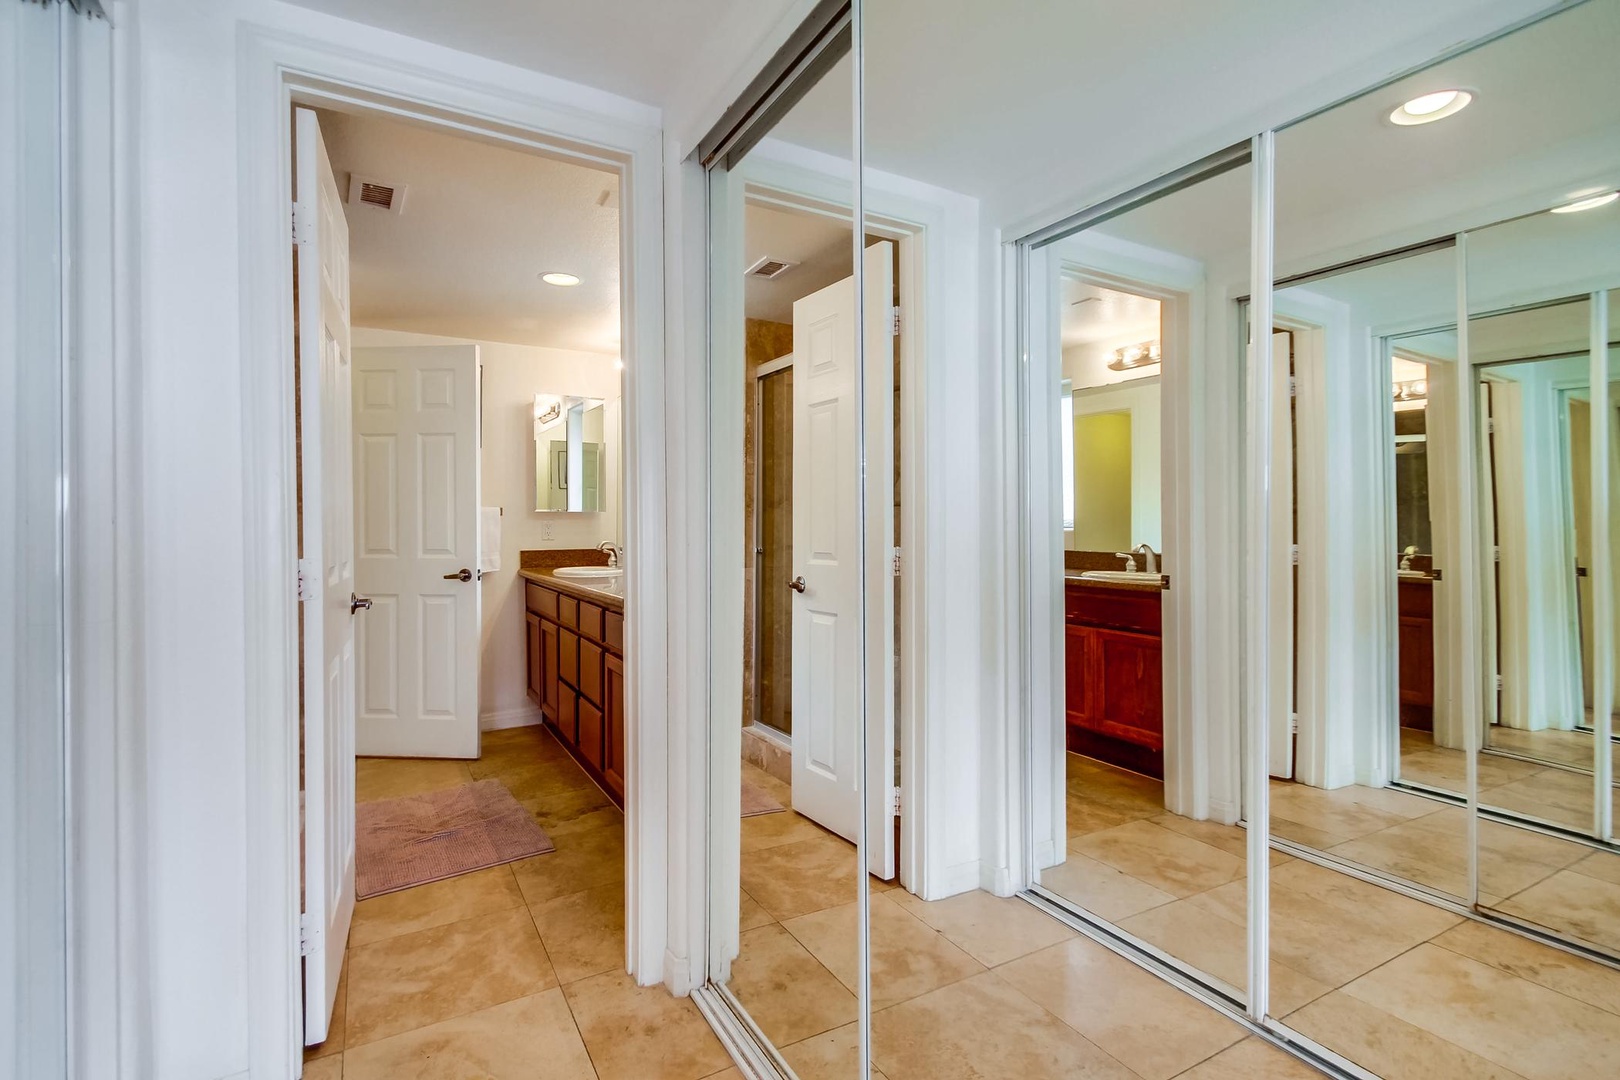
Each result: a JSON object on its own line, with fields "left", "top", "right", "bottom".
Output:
{"left": 1133, "top": 543, "right": 1159, "bottom": 576}
{"left": 596, "top": 541, "right": 623, "bottom": 569}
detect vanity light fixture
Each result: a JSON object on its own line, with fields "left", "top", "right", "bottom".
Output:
{"left": 1551, "top": 191, "right": 1619, "bottom": 214}
{"left": 1388, "top": 89, "right": 1473, "bottom": 126}
{"left": 540, "top": 272, "right": 581, "bottom": 287}
{"left": 1393, "top": 378, "right": 1428, "bottom": 403}
{"left": 1108, "top": 340, "right": 1162, "bottom": 372}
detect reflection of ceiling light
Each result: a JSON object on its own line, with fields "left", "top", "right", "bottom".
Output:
{"left": 540, "top": 272, "right": 580, "bottom": 287}
{"left": 1393, "top": 378, "right": 1428, "bottom": 403}
{"left": 1108, "top": 340, "right": 1162, "bottom": 372}
{"left": 1389, "top": 89, "right": 1472, "bottom": 126}
{"left": 1551, "top": 191, "right": 1620, "bottom": 214}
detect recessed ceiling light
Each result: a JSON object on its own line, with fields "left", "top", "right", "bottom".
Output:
{"left": 1389, "top": 89, "right": 1472, "bottom": 126}
{"left": 540, "top": 272, "right": 581, "bottom": 287}
{"left": 1551, "top": 191, "right": 1619, "bottom": 214}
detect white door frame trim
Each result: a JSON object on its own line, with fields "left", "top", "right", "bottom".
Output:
{"left": 235, "top": 24, "right": 666, "bottom": 1078}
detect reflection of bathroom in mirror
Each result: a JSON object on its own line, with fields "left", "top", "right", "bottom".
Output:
{"left": 533, "top": 392, "right": 608, "bottom": 512}
{"left": 1062, "top": 275, "right": 1163, "bottom": 572}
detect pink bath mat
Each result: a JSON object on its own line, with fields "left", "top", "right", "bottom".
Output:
{"left": 741, "top": 778, "right": 786, "bottom": 818}
{"left": 356, "top": 779, "right": 555, "bottom": 899}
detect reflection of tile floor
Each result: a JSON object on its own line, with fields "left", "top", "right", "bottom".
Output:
{"left": 1399, "top": 726, "right": 1620, "bottom": 833}
{"left": 1048, "top": 753, "right": 1620, "bottom": 1080}
{"left": 306, "top": 726, "right": 736, "bottom": 1080}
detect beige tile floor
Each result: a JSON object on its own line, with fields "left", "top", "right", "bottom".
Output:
{"left": 304, "top": 726, "right": 738, "bottom": 1080}
{"left": 733, "top": 762, "right": 1309, "bottom": 1080}
{"left": 1399, "top": 726, "right": 1620, "bottom": 833}
{"left": 1047, "top": 752, "right": 1620, "bottom": 1079}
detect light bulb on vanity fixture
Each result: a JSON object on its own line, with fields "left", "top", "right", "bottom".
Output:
{"left": 1107, "top": 339, "right": 1162, "bottom": 373}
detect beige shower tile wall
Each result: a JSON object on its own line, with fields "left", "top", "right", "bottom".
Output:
{"left": 743, "top": 319, "right": 794, "bottom": 731}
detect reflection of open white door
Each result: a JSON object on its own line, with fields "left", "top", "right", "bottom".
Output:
{"left": 790, "top": 241, "right": 896, "bottom": 879}
{"left": 296, "top": 106, "right": 356, "bottom": 1047}
{"left": 353, "top": 344, "right": 481, "bottom": 759}
{"left": 1269, "top": 330, "right": 1296, "bottom": 779}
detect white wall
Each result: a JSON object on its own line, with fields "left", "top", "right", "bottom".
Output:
{"left": 354, "top": 327, "right": 623, "bottom": 732}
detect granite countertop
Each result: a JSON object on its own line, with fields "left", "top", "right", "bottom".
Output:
{"left": 1064, "top": 574, "right": 1165, "bottom": 593}
{"left": 518, "top": 565, "right": 625, "bottom": 611}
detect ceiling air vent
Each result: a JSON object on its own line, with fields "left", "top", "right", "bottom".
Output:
{"left": 347, "top": 174, "right": 408, "bottom": 215}
{"left": 746, "top": 255, "right": 796, "bottom": 280}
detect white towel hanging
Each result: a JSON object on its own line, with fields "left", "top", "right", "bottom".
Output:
{"left": 479, "top": 507, "right": 502, "bottom": 573}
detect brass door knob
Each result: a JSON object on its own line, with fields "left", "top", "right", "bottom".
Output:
{"left": 788, "top": 576, "right": 806, "bottom": 593}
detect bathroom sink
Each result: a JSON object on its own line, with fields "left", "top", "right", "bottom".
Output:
{"left": 553, "top": 566, "right": 623, "bottom": 580}
{"left": 1077, "top": 570, "right": 1162, "bottom": 587}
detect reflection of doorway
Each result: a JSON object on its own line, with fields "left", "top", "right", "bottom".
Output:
{"left": 738, "top": 192, "right": 911, "bottom": 880}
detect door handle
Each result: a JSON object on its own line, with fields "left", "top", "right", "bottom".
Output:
{"left": 349, "top": 593, "right": 373, "bottom": 614}
{"left": 443, "top": 568, "right": 473, "bottom": 582}
{"left": 788, "top": 576, "right": 806, "bottom": 593}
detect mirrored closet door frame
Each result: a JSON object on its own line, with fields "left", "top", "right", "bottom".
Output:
{"left": 1011, "top": 132, "right": 1284, "bottom": 1027}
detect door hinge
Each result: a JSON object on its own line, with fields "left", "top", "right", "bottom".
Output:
{"left": 1288, "top": 375, "right": 1298, "bottom": 398}
{"left": 891, "top": 786, "right": 902, "bottom": 815}
{"left": 1485, "top": 417, "right": 1495, "bottom": 435}
{"left": 299, "top": 913, "right": 317, "bottom": 957}
{"left": 1289, "top": 712, "right": 1299, "bottom": 735}
{"left": 892, "top": 546, "right": 902, "bottom": 577}
{"left": 1494, "top": 673, "right": 1505, "bottom": 692}
{"left": 891, "top": 306, "right": 901, "bottom": 337}
{"left": 297, "top": 558, "right": 316, "bottom": 602}
{"left": 1290, "top": 544, "right": 1300, "bottom": 566}
{"left": 292, "top": 201, "right": 312, "bottom": 246}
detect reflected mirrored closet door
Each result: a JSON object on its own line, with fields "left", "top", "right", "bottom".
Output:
{"left": 702, "top": 8, "right": 876, "bottom": 1075}
{"left": 1019, "top": 158, "right": 1258, "bottom": 1005}
{"left": 1260, "top": 0, "right": 1620, "bottom": 1070}
{"left": 1467, "top": 214, "right": 1620, "bottom": 955}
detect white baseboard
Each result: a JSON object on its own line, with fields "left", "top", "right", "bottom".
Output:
{"left": 479, "top": 705, "right": 543, "bottom": 732}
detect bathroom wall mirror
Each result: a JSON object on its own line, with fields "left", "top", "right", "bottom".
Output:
{"left": 532, "top": 392, "right": 608, "bottom": 512}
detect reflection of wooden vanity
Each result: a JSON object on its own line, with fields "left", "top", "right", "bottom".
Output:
{"left": 1398, "top": 575, "right": 1435, "bottom": 730}
{"left": 1064, "top": 578, "right": 1164, "bottom": 778}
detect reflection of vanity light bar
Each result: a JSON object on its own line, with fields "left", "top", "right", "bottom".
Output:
{"left": 536, "top": 402, "right": 562, "bottom": 425}
{"left": 1108, "top": 340, "right": 1162, "bottom": 372}
{"left": 1393, "top": 378, "right": 1428, "bottom": 402}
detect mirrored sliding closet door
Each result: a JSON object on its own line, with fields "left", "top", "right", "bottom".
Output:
{"left": 1260, "top": 0, "right": 1620, "bottom": 1072}
{"left": 702, "top": 7, "right": 874, "bottom": 1075}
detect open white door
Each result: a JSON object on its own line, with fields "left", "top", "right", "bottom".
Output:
{"left": 296, "top": 106, "right": 356, "bottom": 1047}
{"left": 352, "top": 344, "right": 481, "bottom": 759}
{"left": 789, "top": 241, "right": 897, "bottom": 879}
{"left": 1269, "top": 329, "right": 1296, "bottom": 779}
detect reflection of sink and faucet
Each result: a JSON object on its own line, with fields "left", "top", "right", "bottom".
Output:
{"left": 1079, "top": 544, "right": 1163, "bottom": 587}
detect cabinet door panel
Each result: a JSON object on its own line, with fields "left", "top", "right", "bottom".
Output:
{"left": 578, "top": 640, "right": 603, "bottom": 705}
{"left": 541, "top": 619, "right": 560, "bottom": 720}
{"left": 559, "top": 628, "right": 579, "bottom": 690}
{"left": 604, "top": 652, "right": 625, "bottom": 798}
{"left": 577, "top": 700, "right": 603, "bottom": 769}
{"left": 1092, "top": 630, "right": 1164, "bottom": 750}
{"left": 526, "top": 612, "right": 543, "bottom": 706}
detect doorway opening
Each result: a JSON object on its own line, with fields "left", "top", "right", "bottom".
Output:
{"left": 290, "top": 98, "right": 658, "bottom": 1074}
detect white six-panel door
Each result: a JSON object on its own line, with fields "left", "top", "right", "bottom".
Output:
{"left": 295, "top": 107, "right": 356, "bottom": 1047}
{"left": 352, "top": 344, "right": 481, "bottom": 759}
{"left": 790, "top": 241, "right": 897, "bottom": 879}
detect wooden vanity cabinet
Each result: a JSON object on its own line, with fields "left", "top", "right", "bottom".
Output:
{"left": 1398, "top": 578, "right": 1435, "bottom": 730}
{"left": 1064, "top": 582, "right": 1165, "bottom": 778}
{"left": 525, "top": 580, "right": 624, "bottom": 806}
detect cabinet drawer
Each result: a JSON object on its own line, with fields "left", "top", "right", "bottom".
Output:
{"left": 528, "top": 583, "right": 558, "bottom": 619}
{"left": 559, "top": 594, "right": 578, "bottom": 630}
{"left": 605, "top": 611, "right": 624, "bottom": 652}
{"left": 559, "top": 628, "right": 579, "bottom": 688}
{"left": 577, "top": 699, "right": 603, "bottom": 769}
{"left": 579, "top": 601, "right": 603, "bottom": 642}
{"left": 579, "top": 639, "right": 603, "bottom": 705}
